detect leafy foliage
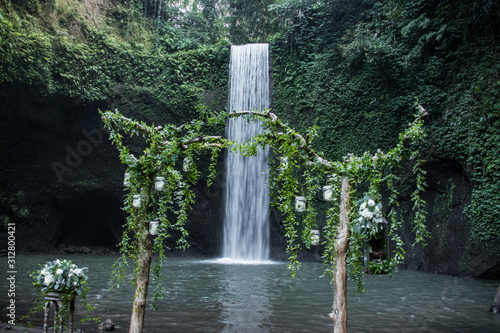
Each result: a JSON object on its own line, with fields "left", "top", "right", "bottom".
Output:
{"left": 0, "top": 0, "right": 230, "bottom": 121}
{"left": 230, "top": 105, "right": 428, "bottom": 284}
{"left": 270, "top": 0, "right": 500, "bottom": 242}
{"left": 101, "top": 101, "right": 427, "bottom": 313}
{"left": 101, "top": 106, "right": 231, "bottom": 307}
{"left": 227, "top": 0, "right": 277, "bottom": 44}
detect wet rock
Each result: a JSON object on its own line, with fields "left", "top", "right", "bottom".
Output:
{"left": 98, "top": 318, "right": 115, "bottom": 331}
{"left": 62, "top": 245, "right": 76, "bottom": 254}
{"left": 80, "top": 246, "right": 91, "bottom": 254}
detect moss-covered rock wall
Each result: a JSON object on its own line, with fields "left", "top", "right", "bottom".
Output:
{"left": 0, "top": 0, "right": 229, "bottom": 255}
{"left": 269, "top": 0, "right": 500, "bottom": 277}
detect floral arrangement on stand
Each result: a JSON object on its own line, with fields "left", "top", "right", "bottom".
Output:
{"left": 33, "top": 259, "right": 89, "bottom": 296}
{"left": 25, "top": 259, "right": 95, "bottom": 328}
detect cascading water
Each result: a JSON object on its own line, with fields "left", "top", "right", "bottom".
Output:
{"left": 222, "top": 44, "right": 270, "bottom": 261}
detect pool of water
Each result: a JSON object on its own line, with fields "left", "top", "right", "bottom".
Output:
{"left": 1, "top": 254, "right": 499, "bottom": 332}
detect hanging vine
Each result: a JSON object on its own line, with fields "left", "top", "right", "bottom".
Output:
{"left": 233, "top": 104, "right": 428, "bottom": 284}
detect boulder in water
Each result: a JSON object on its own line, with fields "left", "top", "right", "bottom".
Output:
{"left": 98, "top": 318, "right": 115, "bottom": 331}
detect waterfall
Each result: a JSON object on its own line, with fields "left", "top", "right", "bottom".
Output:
{"left": 222, "top": 44, "right": 270, "bottom": 261}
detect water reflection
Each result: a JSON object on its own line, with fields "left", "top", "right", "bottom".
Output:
{"left": 213, "top": 259, "right": 275, "bottom": 332}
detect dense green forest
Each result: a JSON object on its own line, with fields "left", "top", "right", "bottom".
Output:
{"left": 1, "top": 0, "right": 499, "bottom": 275}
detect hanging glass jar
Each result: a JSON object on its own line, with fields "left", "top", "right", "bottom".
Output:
{"left": 295, "top": 196, "right": 306, "bottom": 212}
{"left": 132, "top": 194, "right": 143, "bottom": 208}
{"left": 123, "top": 172, "right": 131, "bottom": 187}
{"left": 311, "top": 230, "right": 320, "bottom": 246}
{"left": 149, "top": 220, "right": 159, "bottom": 236}
{"left": 183, "top": 157, "right": 192, "bottom": 172}
{"left": 155, "top": 177, "right": 165, "bottom": 191}
{"left": 322, "top": 185, "right": 333, "bottom": 201}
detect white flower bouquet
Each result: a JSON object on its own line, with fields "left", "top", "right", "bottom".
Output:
{"left": 352, "top": 196, "right": 385, "bottom": 235}
{"left": 33, "top": 259, "right": 88, "bottom": 296}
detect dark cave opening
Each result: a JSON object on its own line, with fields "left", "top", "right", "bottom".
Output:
{"left": 57, "top": 190, "right": 124, "bottom": 248}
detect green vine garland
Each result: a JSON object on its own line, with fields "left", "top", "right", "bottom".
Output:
{"left": 101, "top": 102, "right": 428, "bottom": 310}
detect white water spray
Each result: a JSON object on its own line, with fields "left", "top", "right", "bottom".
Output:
{"left": 222, "top": 44, "right": 271, "bottom": 261}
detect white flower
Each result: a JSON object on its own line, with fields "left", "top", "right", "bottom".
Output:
{"left": 56, "top": 269, "right": 63, "bottom": 276}
{"left": 359, "top": 202, "right": 367, "bottom": 211}
{"left": 74, "top": 268, "right": 83, "bottom": 276}
{"left": 43, "top": 275, "right": 54, "bottom": 286}
{"left": 367, "top": 199, "right": 376, "bottom": 207}
{"left": 362, "top": 209, "right": 374, "bottom": 220}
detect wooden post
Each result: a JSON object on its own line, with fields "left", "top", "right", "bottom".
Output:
{"left": 43, "top": 292, "right": 75, "bottom": 333}
{"left": 330, "top": 174, "right": 350, "bottom": 333}
{"left": 129, "top": 183, "right": 154, "bottom": 333}
{"left": 490, "top": 283, "right": 500, "bottom": 314}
